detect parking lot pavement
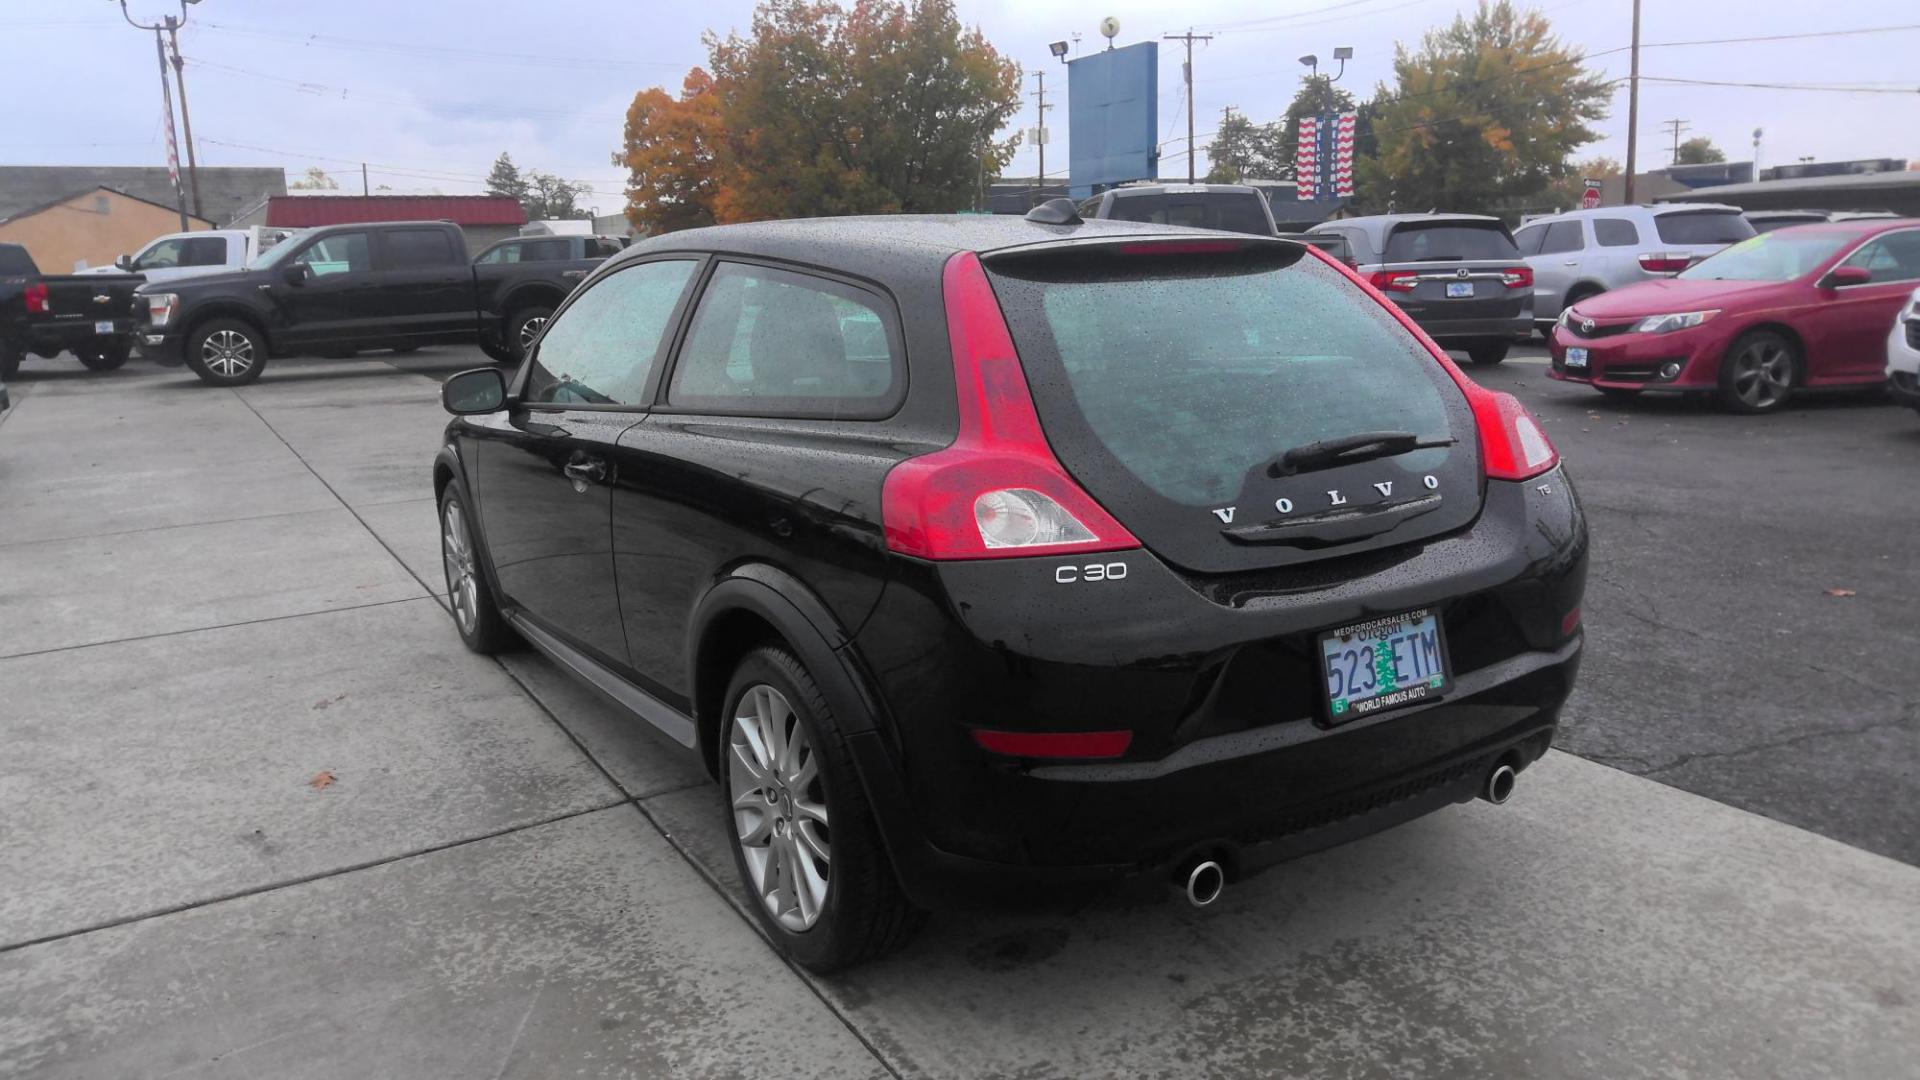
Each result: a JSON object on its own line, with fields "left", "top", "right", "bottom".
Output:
{"left": 1462, "top": 348, "right": 1920, "bottom": 866}
{"left": 3, "top": 348, "right": 1918, "bottom": 1078}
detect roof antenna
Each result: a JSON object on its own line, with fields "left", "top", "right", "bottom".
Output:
{"left": 1025, "top": 197, "right": 1083, "bottom": 226}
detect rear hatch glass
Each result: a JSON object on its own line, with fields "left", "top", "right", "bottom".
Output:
{"left": 1655, "top": 210, "right": 1755, "bottom": 246}
{"left": 985, "top": 244, "right": 1484, "bottom": 574}
{"left": 1382, "top": 221, "right": 1518, "bottom": 263}
{"left": 1106, "top": 193, "right": 1273, "bottom": 236}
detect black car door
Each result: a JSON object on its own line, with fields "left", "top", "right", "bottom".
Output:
{"left": 375, "top": 227, "right": 471, "bottom": 342}
{"left": 465, "top": 255, "right": 703, "bottom": 665}
{"left": 271, "top": 230, "right": 376, "bottom": 349}
{"left": 607, "top": 259, "right": 903, "bottom": 708}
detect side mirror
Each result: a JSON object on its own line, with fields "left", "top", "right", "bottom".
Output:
{"left": 1821, "top": 265, "right": 1872, "bottom": 289}
{"left": 114, "top": 254, "right": 133, "bottom": 271}
{"left": 442, "top": 367, "right": 508, "bottom": 415}
{"left": 281, "top": 263, "right": 310, "bottom": 286}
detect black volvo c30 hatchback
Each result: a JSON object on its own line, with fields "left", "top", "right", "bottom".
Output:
{"left": 432, "top": 204, "right": 1587, "bottom": 972}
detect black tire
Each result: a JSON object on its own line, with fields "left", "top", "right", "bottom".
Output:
{"left": 1466, "top": 339, "right": 1510, "bottom": 366}
{"left": 1596, "top": 386, "right": 1642, "bottom": 402}
{"left": 478, "top": 336, "right": 518, "bottom": 366}
{"left": 1718, "top": 329, "right": 1798, "bottom": 414}
{"left": 75, "top": 342, "right": 131, "bottom": 371}
{"left": 505, "top": 306, "right": 553, "bottom": 362}
{"left": 437, "top": 487, "right": 516, "bottom": 654}
{"left": 0, "top": 344, "right": 20, "bottom": 381}
{"left": 184, "top": 318, "right": 268, "bottom": 386}
{"left": 1563, "top": 285, "right": 1604, "bottom": 313}
{"left": 719, "top": 645, "right": 924, "bottom": 973}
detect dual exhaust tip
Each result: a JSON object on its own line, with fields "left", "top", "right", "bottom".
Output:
{"left": 1175, "top": 762, "right": 1519, "bottom": 909}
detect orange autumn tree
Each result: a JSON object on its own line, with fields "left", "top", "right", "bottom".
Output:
{"left": 616, "top": 0, "right": 1022, "bottom": 231}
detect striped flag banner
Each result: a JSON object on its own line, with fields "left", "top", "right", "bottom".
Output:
{"left": 1295, "top": 115, "right": 1320, "bottom": 199}
{"left": 1332, "top": 111, "right": 1357, "bottom": 198}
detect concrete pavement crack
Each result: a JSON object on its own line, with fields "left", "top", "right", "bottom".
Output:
{"left": 1635, "top": 705, "right": 1917, "bottom": 779}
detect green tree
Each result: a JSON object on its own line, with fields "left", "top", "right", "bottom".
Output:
{"left": 1673, "top": 136, "right": 1725, "bottom": 165}
{"left": 1542, "top": 155, "right": 1621, "bottom": 210}
{"left": 1358, "top": 1, "right": 1609, "bottom": 213}
{"left": 1206, "top": 108, "right": 1287, "bottom": 183}
{"left": 288, "top": 165, "right": 338, "bottom": 191}
{"left": 523, "top": 171, "right": 591, "bottom": 220}
{"left": 485, "top": 152, "right": 529, "bottom": 204}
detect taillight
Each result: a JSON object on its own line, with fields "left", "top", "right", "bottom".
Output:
{"left": 1463, "top": 383, "right": 1559, "bottom": 481}
{"left": 1500, "top": 266, "right": 1533, "bottom": 289}
{"left": 1368, "top": 270, "right": 1419, "bottom": 293}
{"left": 24, "top": 282, "right": 49, "bottom": 314}
{"left": 1638, "top": 252, "right": 1691, "bottom": 274}
{"left": 973, "top": 728, "right": 1133, "bottom": 759}
{"left": 880, "top": 252, "right": 1140, "bottom": 559}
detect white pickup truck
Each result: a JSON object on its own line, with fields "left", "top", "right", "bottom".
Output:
{"left": 76, "top": 227, "right": 294, "bottom": 284}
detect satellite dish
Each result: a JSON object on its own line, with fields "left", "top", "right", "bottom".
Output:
{"left": 1099, "top": 16, "right": 1121, "bottom": 41}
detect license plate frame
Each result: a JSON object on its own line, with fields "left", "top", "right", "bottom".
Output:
{"left": 1565, "top": 347, "right": 1589, "bottom": 369}
{"left": 94, "top": 320, "right": 116, "bottom": 335}
{"left": 1445, "top": 281, "right": 1475, "bottom": 299}
{"left": 1317, "top": 608, "right": 1452, "bottom": 723}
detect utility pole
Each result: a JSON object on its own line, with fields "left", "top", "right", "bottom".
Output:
{"left": 1030, "top": 70, "right": 1052, "bottom": 204}
{"left": 362, "top": 163, "right": 370, "bottom": 196}
{"left": 1623, "top": 0, "right": 1641, "bottom": 203}
{"left": 1165, "top": 29, "right": 1214, "bottom": 183}
{"left": 1661, "top": 118, "right": 1690, "bottom": 163}
{"left": 120, "top": 0, "right": 197, "bottom": 231}
{"left": 163, "top": 18, "right": 203, "bottom": 222}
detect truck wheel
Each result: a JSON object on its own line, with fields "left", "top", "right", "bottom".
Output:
{"left": 75, "top": 342, "right": 131, "bottom": 371}
{"left": 185, "top": 319, "right": 268, "bottom": 386}
{"left": 479, "top": 336, "right": 517, "bottom": 366}
{"left": 0, "top": 345, "right": 20, "bottom": 380}
{"left": 1466, "top": 339, "right": 1510, "bottom": 366}
{"left": 506, "top": 306, "right": 553, "bottom": 362}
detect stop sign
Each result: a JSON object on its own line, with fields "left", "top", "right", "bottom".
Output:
{"left": 1581, "top": 180, "right": 1602, "bottom": 210}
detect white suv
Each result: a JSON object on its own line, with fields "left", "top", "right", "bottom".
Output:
{"left": 1514, "top": 204, "right": 1755, "bottom": 329}
{"left": 1889, "top": 284, "right": 1920, "bottom": 417}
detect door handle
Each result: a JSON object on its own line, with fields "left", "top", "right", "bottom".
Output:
{"left": 563, "top": 459, "right": 606, "bottom": 483}
{"left": 1561, "top": 261, "right": 1578, "bottom": 266}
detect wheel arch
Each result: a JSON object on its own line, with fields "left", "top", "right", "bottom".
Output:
{"left": 181, "top": 303, "right": 276, "bottom": 355}
{"left": 1735, "top": 321, "right": 1809, "bottom": 376}
{"left": 499, "top": 285, "right": 564, "bottom": 330}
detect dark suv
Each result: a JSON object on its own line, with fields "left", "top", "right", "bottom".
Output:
{"left": 432, "top": 207, "right": 1587, "bottom": 972}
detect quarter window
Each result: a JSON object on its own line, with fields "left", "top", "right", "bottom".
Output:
{"left": 523, "top": 259, "right": 697, "bottom": 406}
{"left": 1593, "top": 218, "right": 1640, "bottom": 247}
{"left": 1512, "top": 224, "right": 1545, "bottom": 256}
{"left": 1839, "top": 231, "right": 1920, "bottom": 284}
{"left": 667, "top": 262, "right": 902, "bottom": 418}
{"left": 1539, "top": 221, "right": 1584, "bottom": 255}
{"left": 292, "top": 233, "right": 370, "bottom": 276}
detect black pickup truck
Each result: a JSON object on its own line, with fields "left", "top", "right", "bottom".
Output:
{"left": 1, "top": 242, "right": 145, "bottom": 379}
{"left": 137, "top": 221, "right": 608, "bottom": 385}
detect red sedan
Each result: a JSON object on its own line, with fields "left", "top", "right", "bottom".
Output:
{"left": 1548, "top": 219, "right": 1920, "bottom": 412}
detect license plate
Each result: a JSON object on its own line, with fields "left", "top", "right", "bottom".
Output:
{"left": 1319, "top": 609, "right": 1450, "bottom": 722}
{"left": 1446, "top": 281, "right": 1474, "bottom": 298}
{"left": 1565, "top": 347, "right": 1589, "bottom": 369}
{"left": 94, "top": 320, "right": 115, "bottom": 334}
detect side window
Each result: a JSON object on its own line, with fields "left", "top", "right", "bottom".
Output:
{"left": 181, "top": 237, "right": 228, "bottom": 266}
{"left": 293, "top": 232, "right": 370, "bottom": 276}
{"left": 1540, "top": 221, "right": 1584, "bottom": 255}
{"left": 1841, "top": 231, "right": 1920, "bottom": 284}
{"left": 133, "top": 238, "right": 189, "bottom": 270}
{"left": 526, "top": 239, "right": 569, "bottom": 262}
{"left": 668, "top": 262, "right": 903, "bottom": 419}
{"left": 1593, "top": 218, "right": 1640, "bottom": 247}
{"left": 1512, "top": 224, "right": 1545, "bottom": 256}
{"left": 523, "top": 259, "right": 697, "bottom": 406}
{"left": 384, "top": 229, "right": 458, "bottom": 269}
{"left": 477, "top": 244, "right": 516, "bottom": 265}
{"left": 1078, "top": 197, "right": 1102, "bottom": 218}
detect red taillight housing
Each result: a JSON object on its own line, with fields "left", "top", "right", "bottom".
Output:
{"left": 1369, "top": 270, "right": 1419, "bottom": 293}
{"left": 1500, "top": 266, "right": 1534, "bottom": 289}
{"left": 24, "top": 282, "right": 49, "bottom": 314}
{"left": 880, "top": 252, "right": 1140, "bottom": 560}
{"left": 972, "top": 728, "right": 1133, "bottom": 759}
{"left": 1462, "top": 382, "right": 1559, "bottom": 480}
{"left": 1638, "top": 252, "right": 1691, "bottom": 274}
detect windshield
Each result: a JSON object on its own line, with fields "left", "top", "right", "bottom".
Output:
{"left": 1655, "top": 210, "right": 1755, "bottom": 246}
{"left": 248, "top": 229, "right": 313, "bottom": 270}
{"left": 1383, "top": 222, "right": 1518, "bottom": 262}
{"left": 1679, "top": 232, "right": 1853, "bottom": 282}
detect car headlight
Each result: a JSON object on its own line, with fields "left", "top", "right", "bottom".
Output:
{"left": 1633, "top": 310, "right": 1719, "bottom": 335}
{"left": 145, "top": 292, "right": 179, "bottom": 329}
{"left": 1557, "top": 306, "right": 1573, "bottom": 328}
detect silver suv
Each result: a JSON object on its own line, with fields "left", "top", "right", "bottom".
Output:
{"left": 1514, "top": 203, "right": 1754, "bottom": 329}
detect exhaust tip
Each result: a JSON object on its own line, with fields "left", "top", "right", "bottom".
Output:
{"left": 1482, "top": 763, "right": 1517, "bottom": 805}
{"left": 1184, "top": 860, "right": 1225, "bottom": 908}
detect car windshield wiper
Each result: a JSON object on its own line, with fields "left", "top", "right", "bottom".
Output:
{"left": 1267, "top": 431, "right": 1455, "bottom": 478}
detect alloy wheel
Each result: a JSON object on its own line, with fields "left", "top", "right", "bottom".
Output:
{"left": 1730, "top": 340, "right": 1792, "bottom": 409}
{"left": 440, "top": 501, "right": 479, "bottom": 636}
{"left": 517, "top": 316, "right": 547, "bottom": 353}
{"left": 728, "top": 684, "right": 831, "bottom": 931}
{"left": 200, "top": 329, "right": 255, "bottom": 378}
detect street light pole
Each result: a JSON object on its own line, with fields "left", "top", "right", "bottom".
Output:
{"left": 120, "top": 0, "right": 204, "bottom": 230}
{"left": 1165, "top": 29, "right": 1214, "bottom": 183}
{"left": 1623, "top": 0, "right": 1642, "bottom": 204}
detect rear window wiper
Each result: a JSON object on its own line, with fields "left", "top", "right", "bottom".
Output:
{"left": 1268, "top": 431, "right": 1455, "bottom": 478}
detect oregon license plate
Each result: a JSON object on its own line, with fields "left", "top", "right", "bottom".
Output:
{"left": 1565, "top": 347, "right": 1589, "bottom": 368}
{"left": 1446, "top": 281, "right": 1474, "bottom": 298}
{"left": 1319, "top": 609, "right": 1450, "bottom": 722}
{"left": 94, "top": 320, "right": 115, "bottom": 334}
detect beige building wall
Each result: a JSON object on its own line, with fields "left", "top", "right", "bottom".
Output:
{"left": 0, "top": 188, "right": 210, "bottom": 272}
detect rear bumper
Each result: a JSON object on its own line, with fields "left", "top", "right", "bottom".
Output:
{"left": 848, "top": 472, "right": 1588, "bottom": 909}
{"left": 1417, "top": 315, "right": 1535, "bottom": 343}
{"left": 14, "top": 317, "right": 137, "bottom": 354}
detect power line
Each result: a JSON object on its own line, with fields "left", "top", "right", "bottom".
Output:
{"left": 195, "top": 20, "right": 687, "bottom": 73}
{"left": 1641, "top": 76, "right": 1920, "bottom": 94}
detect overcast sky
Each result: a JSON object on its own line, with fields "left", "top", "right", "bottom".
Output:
{"left": 4, "top": 0, "right": 1917, "bottom": 206}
